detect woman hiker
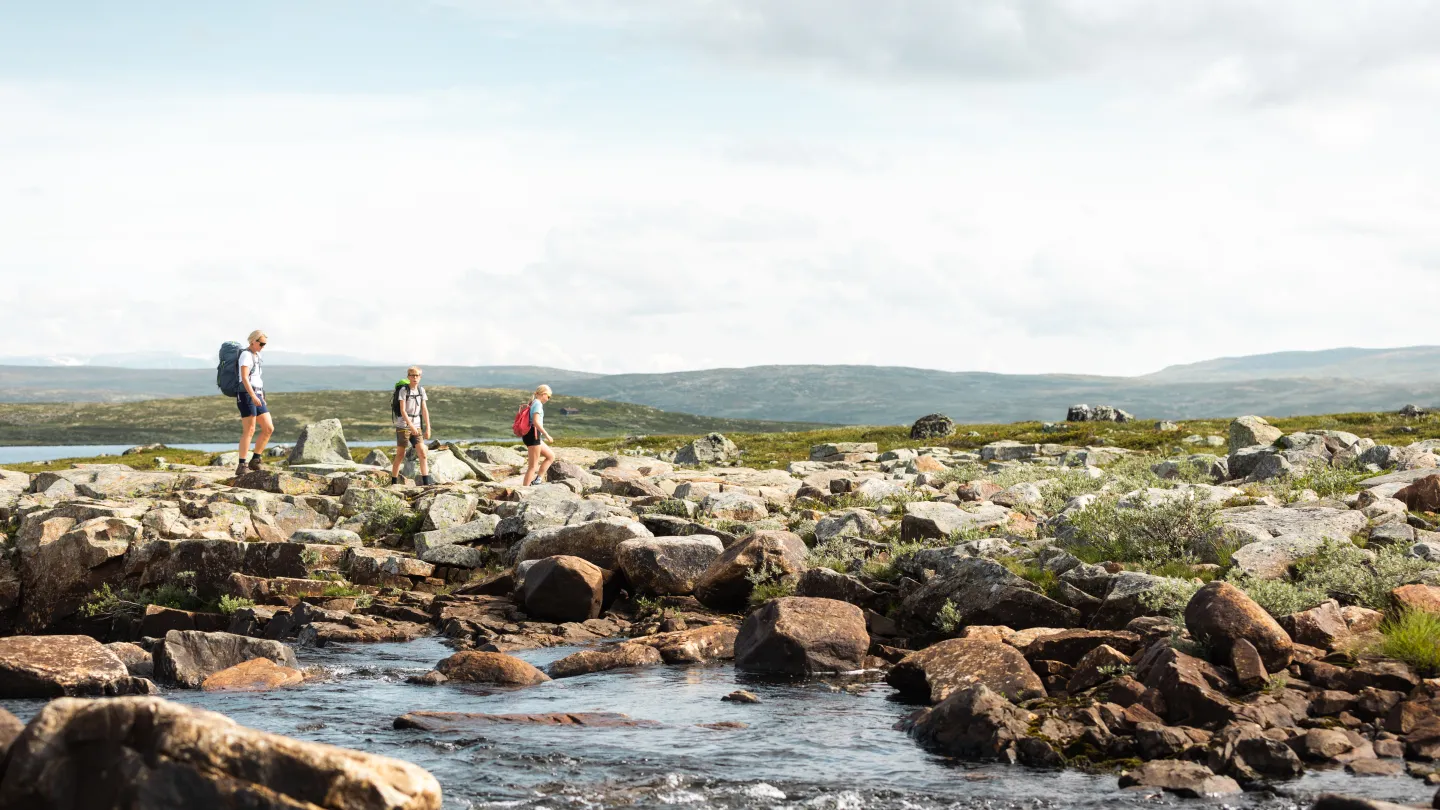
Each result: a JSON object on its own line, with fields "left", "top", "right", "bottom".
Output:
{"left": 520, "top": 384, "right": 555, "bottom": 486}
{"left": 236, "top": 330, "right": 274, "bottom": 477}
{"left": 391, "top": 366, "right": 432, "bottom": 486}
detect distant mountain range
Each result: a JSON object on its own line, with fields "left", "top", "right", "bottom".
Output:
{"left": 2, "top": 346, "right": 1437, "bottom": 425}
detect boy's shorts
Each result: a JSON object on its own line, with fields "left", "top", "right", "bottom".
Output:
{"left": 237, "top": 392, "right": 268, "bottom": 417}
{"left": 395, "top": 429, "right": 422, "bottom": 447}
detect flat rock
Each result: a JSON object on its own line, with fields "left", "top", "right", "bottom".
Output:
{"left": 887, "top": 639, "right": 1045, "bottom": 704}
{"left": 435, "top": 651, "right": 551, "bottom": 686}
{"left": 201, "top": 657, "right": 305, "bottom": 692}
{"left": 1119, "top": 760, "right": 1241, "bottom": 797}
{"left": 548, "top": 644, "right": 663, "bottom": 678}
{"left": 628, "top": 625, "right": 738, "bottom": 664}
{"left": 0, "top": 635, "right": 153, "bottom": 698}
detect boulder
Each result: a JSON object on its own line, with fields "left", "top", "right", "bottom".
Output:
{"left": 287, "top": 418, "right": 352, "bottom": 465}
{"left": 1118, "top": 761, "right": 1241, "bottom": 798}
{"left": 519, "top": 555, "right": 604, "bottom": 622}
{"left": 694, "top": 530, "right": 808, "bottom": 612}
{"left": 1280, "top": 600, "right": 1351, "bottom": 650}
{"left": 548, "top": 644, "right": 663, "bottom": 678}
{"left": 201, "top": 657, "right": 305, "bottom": 692}
{"left": 514, "top": 517, "right": 652, "bottom": 569}
{"left": 1229, "top": 534, "right": 1328, "bottom": 580}
{"left": 1393, "top": 584, "right": 1440, "bottom": 614}
{"left": 290, "top": 528, "right": 362, "bottom": 547}
{"left": 887, "top": 639, "right": 1045, "bottom": 703}
{"left": 674, "top": 433, "right": 740, "bottom": 465}
{"left": 1021, "top": 629, "right": 1141, "bottom": 665}
{"left": 467, "top": 444, "right": 527, "bottom": 466}
{"left": 897, "top": 557, "right": 1079, "bottom": 631}
{"left": 1066, "top": 644, "right": 1132, "bottom": 693}
{"left": 105, "top": 642, "right": 154, "bottom": 679}
{"left": 628, "top": 625, "right": 738, "bottom": 664}
{"left": 435, "top": 651, "right": 550, "bottom": 686}
{"left": 795, "top": 567, "right": 879, "bottom": 607}
{"left": 154, "top": 630, "right": 300, "bottom": 689}
{"left": 1185, "top": 581, "right": 1293, "bottom": 672}
{"left": 903, "top": 684, "right": 1035, "bottom": 760}
{"left": 1139, "top": 646, "right": 1237, "bottom": 728}
{"left": 700, "top": 491, "right": 769, "bottom": 521}
{"left": 0, "top": 696, "right": 441, "bottom": 809}
{"left": 18, "top": 514, "right": 140, "bottom": 631}
{"left": 361, "top": 448, "right": 390, "bottom": 467}
{"left": 734, "top": 597, "right": 869, "bottom": 675}
{"left": 413, "top": 514, "right": 501, "bottom": 556}
{"left": 1229, "top": 416, "right": 1283, "bottom": 454}
{"left": 900, "top": 501, "right": 1010, "bottom": 542}
{"left": 420, "top": 493, "right": 478, "bottom": 531}
{"left": 0, "top": 635, "right": 152, "bottom": 697}
{"left": 402, "top": 448, "right": 474, "bottom": 484}
{"left": 910, "top": 414, "right": 956, "bottom": 440}
{"left": 814, "top": 508, "right": 883, "bottom": 542}
{"left": 1067, "top": 404, "right": 1134, "bottom": 423}
{"left": 616, "top": 535, "right": 724, "bottom": 596}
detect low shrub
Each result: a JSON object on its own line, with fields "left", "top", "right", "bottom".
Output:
{"left": 1228, "top": 574, "right": 1328, "bottom": 618}
{"left": 649, "top": 499, "right": 692, "bottom": 518}
{"left": 1282, "top": 460, "right": 1374, "bottom": 501}
{"left": 745, "top": 559, "right": 797, "bottom": 607}
{"left": 933, "top": 599, "right": 963, "bottom": 634}
{"left": 217, "top": 595, "right": 255, "bottom": 615}
{"left": 1136, "top": 577, "right": 1205, "bottom": 623}
{"left": 1064, "top": 492, "right": 1226, "bottom": 567}
{"left": 806, "top": 534, "right": 868, "bottom": 574}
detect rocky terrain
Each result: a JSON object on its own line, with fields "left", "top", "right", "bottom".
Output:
{"left": 2, "top": 415, "right": 1440, "bottom": 808}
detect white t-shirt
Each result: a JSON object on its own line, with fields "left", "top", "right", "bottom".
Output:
{"left": 238, "top": 350, "right": 263, "bottom": 393}
{"left": 394, "top": 385, "right": 427, "bottom": 429}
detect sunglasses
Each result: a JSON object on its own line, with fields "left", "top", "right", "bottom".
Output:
{"left": 256, "top": 342, "right": 266, "bottom": 347}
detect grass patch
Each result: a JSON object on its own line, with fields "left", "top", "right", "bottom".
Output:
{"left": 1376, "top": 610, "right": 1440, "bottom": 676}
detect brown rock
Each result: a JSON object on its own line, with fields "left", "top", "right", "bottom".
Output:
{"left": 1297, "top": 728, "right": 1375, "bottom": 763}
{"left": 887, "top": 639, "right": 1045, "bottom": 704}
{"left": 1107, "top": 675, "right": 1147, "bottom": 707}
{"left": 200, "top": 657, "right": 305, "bottom": 692}
{"left": 0, "top": 696, "right": 440, "bottom": 809}
{"left": 520, "top": 555, "right": 603, "bottom": 623}
{"left": 435, "top": 651, "right": 551, "bottom": 686}
{"left": 1118, "top": 761, "right": 1240, "bottom": 797}
{"left": 103, "top": 641, "right": 153, "bottom": 679}
{"left": 1281, "top": 601, "right": 1351, "bottom": 650}
{"left": 1341, "top": 605, "right": 1386, "bottom": 634}
{"left": 1067, "top": 644, "right": 1132, "bottom": 694}
{"left": 1346, "top": 759, "right": 1405, "bottom": 777}
{"left": 903, "top": 684, "right": 1035, "bottom": 761}
{"left": 735, "top": 597, "right": 868, "bottom": 675}
{"left": 1311, "top": 690, "right": 1358, "bottom": 717}
{"left": 956, "top": 480, "right": 1002, "bottom": 502}
{"left": 1397, "top": 474, "right": 1440, "bottom": 512}
{"left": 1138, "top": 645, "right": 1238, "bottom": 728}
{"left": 0, "top": 635, "right": 153, "bottom": 698}
{"left": 628, "top": 624, "right": 737, "bottom": 664}
{"left": 1184, "top": 581, "right": 1293, "bottom": 672}
{"left": 1230, "top": 638, "right": 1269, "bottom": 691}
{"left": 1393, "top": 584, "right": 1440, "bottom": 614}
{"left": 1022, "top": 629, "right": 1140, "bottom": 666}
{"left": 0, "top": 709, "right": 22, "bottom": 762}
{"left": 693, "top": 531, "right": 808, "bottom": 613}
{"left": 154, "top": 630, "right": 299, "bottom": 689}
{"left": 548, "top": 644, "right": 663, "bottom": 678}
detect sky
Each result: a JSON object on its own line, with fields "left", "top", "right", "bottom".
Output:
{"left": 3, "top": 0, "right": 1440, "bottom": 376}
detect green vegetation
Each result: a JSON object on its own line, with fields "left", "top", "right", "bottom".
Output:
{"left": 217, "top": 595, "right": 255, "bottom": 615}
{"left": 934, "top": 599, "right": 963, "bottom": 634}
{"left": 646, "top": 499, "right": 692, "bottom": 518}
{"left": 1064, "top": 492, "right": 1227, "bottom": 568}
{"left": 1376, "top": 610, "right": 1440, "bottom": 676}
{"left": 1227, "top": 537, "right": 1440, "bottom": 617}
{"left": 1278, "top": 460, "right": 1373, "bottom": 501}
{"left": 1137, "top": 578, "right": 1206, "bottom": 623}
{"left": 77, "top": 571, "right": 206, "bottom": 618}
{"left": 745, "top": 559, "right": 797, "bottom": 607}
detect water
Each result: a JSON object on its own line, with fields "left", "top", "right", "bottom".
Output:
{"left": 0, "top": 441, "right": 508, "bottom": 465}
{"left": 3, "top": 637, "right": 1433, "bottom": 809}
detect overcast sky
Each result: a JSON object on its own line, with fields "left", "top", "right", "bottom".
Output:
{"left": 4, "top": 1, "right": 1439, "bottom": 376}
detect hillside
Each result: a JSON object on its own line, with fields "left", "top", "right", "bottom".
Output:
{"left": 0, "top": 388, "right": 826, "bottom": 446}
{"left": 1145, "top": 346, "right": 1440, "bottom": 383}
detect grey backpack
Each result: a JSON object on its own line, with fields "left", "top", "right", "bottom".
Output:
{"left": 217, "top": 342, "right": 244, "bottom": 396}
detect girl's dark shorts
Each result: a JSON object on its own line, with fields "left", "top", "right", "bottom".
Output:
{"left": 522, "top": 428, "right": 543, "bottom": 447}
{"left": 237, "top": 392, "right": 269, "bottom": 418}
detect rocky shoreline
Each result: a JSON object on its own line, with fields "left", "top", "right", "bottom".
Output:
{"left": 1, "top": 416, "right": 1440, "bottom": 808}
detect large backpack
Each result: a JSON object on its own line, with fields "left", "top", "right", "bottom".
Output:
{"left": 511, "top": 401, "right": 532, "bottom": 437}
{"left": 216, "top": 342, "right": 244, "bottom": 396}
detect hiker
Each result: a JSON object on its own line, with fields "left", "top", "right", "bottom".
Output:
{"left": 520, "top": 384, "right": 555, "bottom": 486}
{"left": 235, "top": 330, "right": 273, "bottom": 477}
{"left": 391, "top": 366, "right": 432, "bottom": 486}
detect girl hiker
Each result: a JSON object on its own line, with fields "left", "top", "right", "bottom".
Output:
{"left": 519, "top": 384, "right": 555, "bottom": 486}
{"left": 236, "top": 330, "right": 274, "bottom": 477}
{"left": 391, "top": 366, "right": 432, "bottom": 486}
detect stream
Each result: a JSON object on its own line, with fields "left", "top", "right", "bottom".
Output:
{"left": 4, "top": 637, "right": 1435, "bottom": 809}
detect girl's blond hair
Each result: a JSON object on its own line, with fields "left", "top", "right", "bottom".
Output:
{"left": 246, "top": 330, "right": 267, "bottom": 344}
{"left": 531, "top": 384, "right": 552, "bottom": 402}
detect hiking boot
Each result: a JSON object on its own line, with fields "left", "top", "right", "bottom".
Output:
{"left": 235, "top": 459, "right": 249, "bottom": 478}
{"left": 419, "top": 475, "right": 432, "bottom": 486}
{"left": 248, "top": 455, "right": 263, "bottom": 472}
{"left": 390, "top": 476, "right": 400, "bottom": 486}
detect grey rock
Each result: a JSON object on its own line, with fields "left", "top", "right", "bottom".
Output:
{"left": 361, "top": 448, "right": 390, "bottom": 467}
{"left": 421, "top": 493, "right": 479, "bottom": 531}
{"left": 814, "top": 508, "right": 884, "bottom": 542}
{"left": 910, "top": 414, "right": 956, "bottom": 440}
{"left": 1229, "top": 416, "right": 1283, "bottom": 454}
{"left": 514, "top": 517, "right": 653, "bottom": 569}
{"left": 287, "top": 529, "right": 362, "bottom": 547}
{"left": 287, "top": 419, "right": 352, "bottom": 466}
{"left": 413, "top": 514, "right": 501, "bottom": 556}
{"left": 898, "top": 557, "right": 1079, "bottom": 631}
{"left": 153, "top": 630, "right": 299, "bottom": 689}
{"left": 420, "top": 544, "right": 488, "bottom": 567}
{"left": 616, "top": 535, "right": 725, "bottom": 596}
{"left": 402, "top": 448, "right": 474, "bottom": 484}
{"left": 674, "top": 433, "right": 740, "bottom": 466}
{"left": 466, "top": 444, "right": 527, "bottom": 466}
{"left": 1090, "top": 572, "right": 1170, "bottom": 630}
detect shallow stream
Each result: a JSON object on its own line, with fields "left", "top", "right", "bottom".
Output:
{"left": 5, "top": 637, "right": 1435, "bottom": 809}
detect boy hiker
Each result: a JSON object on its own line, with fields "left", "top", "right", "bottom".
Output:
{"left": 391, "top": 367, "right": 432, "bottom": 485}
{"left": 235, "top": 330, "right": 273, "bottom": 477}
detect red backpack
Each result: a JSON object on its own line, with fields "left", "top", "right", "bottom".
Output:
{"left": 511, "top": 402, "right": 532, "bottom": 437}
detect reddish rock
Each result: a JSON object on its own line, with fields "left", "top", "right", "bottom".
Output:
{"left": 1022, "top": 629, "right": 1141, "bottom": 666}
{"left": 903, "top": 684, "right": 1036, "bottom": 761}
{"left": 1230, "top": 638, "right": 1269, "bottom": 691}
{"left": 1281, "top": 601, "right": 1351, "bottom": 650}
{"left": 435, "top": 651, "right": 551, "bottom": 686}
{"left": 735, "top": 597, "right": 868, "bottom": 675}
{"left": 1184, "top": 581, "right": 1293, "bottom": 672}
{"left": 1396, "top": 474, "right": 1440, "bottom": 512}
{"left": 1340, "top": 606, "right": 1386, "bottom": 634}
{"left": 520, "top": 555, "right": 603, "bottom": 623}
{"left": 628, "top": 625, "right": 737, "bottom": 664}
{"left": 201, "top": 658, "right": 305, "bottom": 692}
{"left": 887, "top": 639, "right": 1046, "bottom": 704}
{"left": 1067, "top": 645, "right": 1132, "bottom": 694}
{"left": 694, "top": 531, "right": 807, "bottom": 613}
{"left": 1137, "top": 645, "right": 1237, "bottom": 728}
{"left": 548, "top": 644, "right": 663, "bottom": 679}
{"left": 1393, "top": 584, "right": 1440, "bottom": 614}
{"left": 0, "top": 635, "right": 152, "bottom": 698}
{"left": 956, "top": 481, "right": 1002, "bottom": 502}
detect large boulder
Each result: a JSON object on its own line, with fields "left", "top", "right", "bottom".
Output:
{"left": 548, "top": 644, "right": 663, "bottom": 679}
{"left": 700, "top": 491, "right": 769, "bottom": 521}
{"left": 616, "top": 536, "right": 724, "bottom": 596}
{"left": 435, "top": 651, "right": 550, "bottom": 686}
{"left": 18, "top": 514, "right": 140, "bottom": 631}
{"left": 887, "top": 639, "right": 1045, "bottom": 704}
{"left": 287, "top": 419, "right": 352, "bottom": 465}
{"left": 734, "top": 597, "right": 869, "bottom": 675}
{"left": 154, "top": 630, "right": 300, "bottom": 689}
{"left": 0, "top": 636, "right": 153, "bottom": 698}
{"left": 910, "top": 414, "right": 956, "bottom": 440}
{"left": 693, "top": 530, "right": 808, "bottom": 612}
{"left": 1396, "top": 474, "right": 1440, "bottom": 512}
{"left": 519, "top": 555, "right": 604, "bottom": 622}
{"left": 1229, "top": 534, "right": 1328, "bottom": 580}
{"left": 674, "top": 433, "right": 740, "bottom": 466}
{"left": 1118, "top": 761, "right": 1241, "bottom": 798}
{"left": 0, "top": 696, "right": 441, "bottom": 809}
{"left": 467, "top": 444, "right": 527, "bottom": 466}
{"left": 903, "top": 684, "right": 1035, "bottom": 760}
{"left": 897, "top": 557, "right": 1079, "bottom": 632}
{"left": 1229, "top": 416, "right": 1283, "bottom": 454}
{"left": 1184, "top": 581, "right": 1294, "bottom": 672}
{"left": 627, "top": 625, "right": 738, "bottom": 664}
{"left": 900, "top": 501, "right": 1009, "bottom": 542}
{"left": 1089, "top": 572, "right": 1173, "bottom": 630}
{"left": 514, "top": 517, "right": 652, "bottom": 569}
{"left": 814, "top": 509, "right": 883, "bottom": 542}
{"left": 402, "top": 448, "right": 474, "bottom": 484}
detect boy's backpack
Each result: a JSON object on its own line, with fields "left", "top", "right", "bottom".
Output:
{"left": 512, "top": 401, "right": 532, "bottom": 437}
{"left": 216, "top": 342, "right": 244, "bottom": 396}
{"left": 391, "top": 381, "right": 409, "bottom": 418}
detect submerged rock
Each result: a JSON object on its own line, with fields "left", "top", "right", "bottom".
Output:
{"left": 548, "top": 644, "right": 663, "bottom": 679}
{"left": 434, "top": 651, "right": 550, "bottom": 687}
{"left": 394, "top": 711, "right": 657, "bottom": 731}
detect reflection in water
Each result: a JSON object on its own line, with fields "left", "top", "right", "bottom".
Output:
{"left": 3, "top": 637, "right": 1432, "bottom": 809}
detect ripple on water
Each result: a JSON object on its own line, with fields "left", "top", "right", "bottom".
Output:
{"left": 1, "top": 636, "right": 1433, "bottom": 810}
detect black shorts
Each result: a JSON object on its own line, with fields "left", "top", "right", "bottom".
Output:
{"left": 522, "top": 427, "right": 543, "bottom": 447}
